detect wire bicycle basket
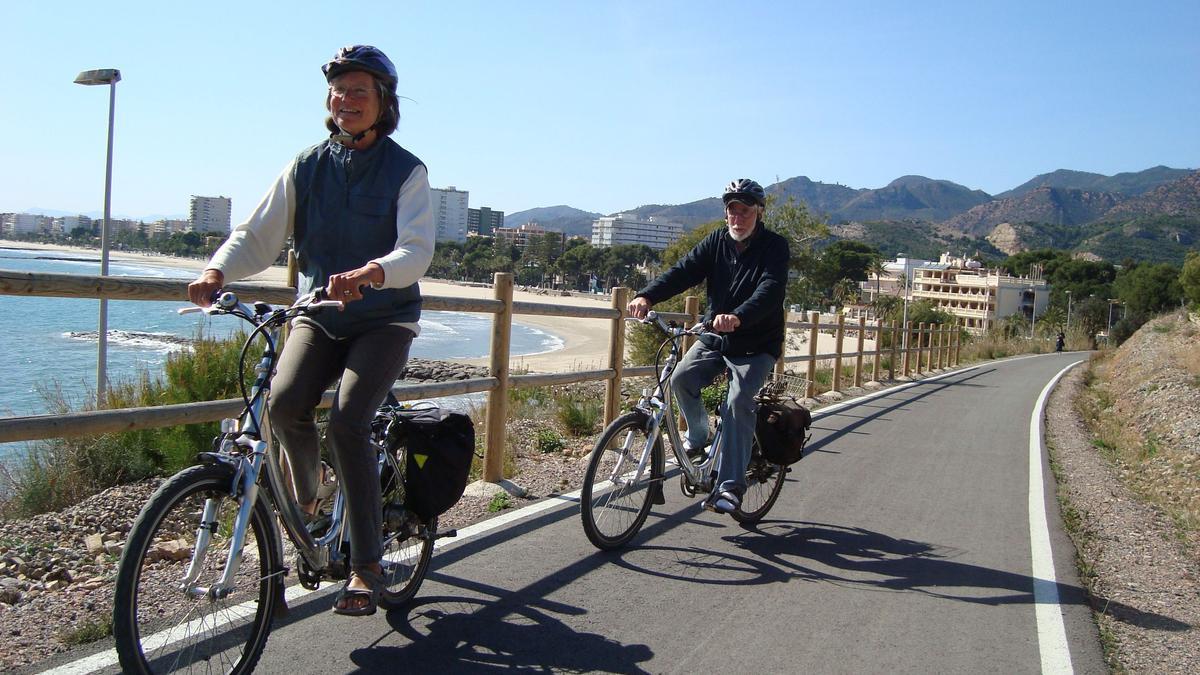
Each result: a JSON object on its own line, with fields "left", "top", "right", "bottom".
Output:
{"left": 757, "top": 371, "right": 809, "bottom": 402}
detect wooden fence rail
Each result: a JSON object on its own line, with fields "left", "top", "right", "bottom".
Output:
{"left": 0, "top": 268, "right": 959, "bottom": 484}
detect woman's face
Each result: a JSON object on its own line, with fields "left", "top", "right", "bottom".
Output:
{"left": 328, "top": 70, "right": 381, "bottom": 137}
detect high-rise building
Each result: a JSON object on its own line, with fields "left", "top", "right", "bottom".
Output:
{"left": 431, "top": 186, "right": 469, "bottom": 242}
{"left": 590, "top": 213, "right": 682, "bottom": 250}
{"left": 467, "top": 206, "right": 504, "bottom": 237}
{"left": 189, "top": 195, "right": 232, "bottom": 232}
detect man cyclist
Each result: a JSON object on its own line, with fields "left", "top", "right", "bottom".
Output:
{"left": 627, "top": 178, "right": 790, "bottom": 514}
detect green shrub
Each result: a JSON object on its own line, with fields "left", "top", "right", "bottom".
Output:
{"left": 535, "top": 428, "right": 566, "bottom": 454}
{"left": 487, "top": 492, "right": 513, "bottom": 512}
{"left": 555, "top": 394, "right": 602, "bottom": 436}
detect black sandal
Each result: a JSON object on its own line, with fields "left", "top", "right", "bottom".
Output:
{"left": 332, "top": 565, "right": 391, "bottom": 616}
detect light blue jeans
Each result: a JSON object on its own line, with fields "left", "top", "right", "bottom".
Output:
{"left": 670, "top": 341, "right": 776, "bottom": 495}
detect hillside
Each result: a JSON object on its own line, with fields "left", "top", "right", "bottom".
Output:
{"left": 500, "top": 166, "right": 1196, "bottom": 264}
{"left": 943, "top": 187, "right": 1124, "bottom": 236}
{"left": 995, "top": 165, "right": 1193, "bottom": 200}
{"left": 503, "top": 205, "right": 601, "bottom": 238}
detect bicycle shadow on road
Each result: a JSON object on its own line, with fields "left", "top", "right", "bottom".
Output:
{"left": 727, "top": 520, "right": 1191, "bottom": 632}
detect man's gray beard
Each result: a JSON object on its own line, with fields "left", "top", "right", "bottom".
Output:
{"left": 728, "top": 225, "right": 753, "bottom": 242}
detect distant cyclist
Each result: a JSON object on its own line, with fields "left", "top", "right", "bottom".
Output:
{"left": 627, "top": 178, "right": 789, "bottom": 515}
{"left": 188, "top": 45, "right": 433, "bottom": 616}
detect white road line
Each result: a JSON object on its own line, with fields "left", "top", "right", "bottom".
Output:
{"left": 1028, "top": 360, "right": 1083, "bottom": 674}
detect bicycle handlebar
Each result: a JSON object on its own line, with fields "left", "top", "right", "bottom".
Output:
{"left": 178, "top": 288, "right": 344, "bottom": 324}
{"left": 626, "top": 310, "right": 713, "bottom": 337}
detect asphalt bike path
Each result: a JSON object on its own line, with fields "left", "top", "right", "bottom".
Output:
{"left": 44, "top": 352, "right": 1110, "bottom": 674}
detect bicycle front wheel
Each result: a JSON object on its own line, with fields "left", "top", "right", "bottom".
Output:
{"left": 580, "top": 411, "right": 663, "bottom": 550}
{"left": 733, "top": 436, "right": 786, "bottom": 524}
{"left": 113, "top": 463, "right": 280, "bottom": 675}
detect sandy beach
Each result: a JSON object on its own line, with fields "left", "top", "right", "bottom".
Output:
{"left": 3, "top": 239, "right": 876, "bottom": 374}
{"left": 1, "top": 240, "right": 616, "bottom": 373}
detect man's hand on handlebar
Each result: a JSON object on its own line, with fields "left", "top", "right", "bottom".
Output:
{"left": 627, "top": 296, "right": 651, "bottom": 320}
{"left": 187, "top": 269, "right": 224, "bottom": 307}
{"left": 712, "top": 313, "right": 741, "bottom": 333}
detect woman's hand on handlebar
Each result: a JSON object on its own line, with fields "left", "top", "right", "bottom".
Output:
{"left": 627, "top": 296, "right": 651, "bottom": 320}
{"left": 327, "top": 262, "right": 384, "bottom": 305}
{"left": 711, "top": 313, "right": 741, "bottom": 333}
{"left": 187, "top": 269, "right": 224, "bottom": 307}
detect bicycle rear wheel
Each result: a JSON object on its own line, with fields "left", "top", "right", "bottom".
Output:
{"left": 377, "top": 452, "right": 434, "bottom": 609}
{"left": 580, "top": 411, "right": 663, "bottom": 550}
{"left": 732, "top": 436, "right": 786, "bottom": 524}
{"left": 113, "top": 463, "right": 280, "bottom": 675}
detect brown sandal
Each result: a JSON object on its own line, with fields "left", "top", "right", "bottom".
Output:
{"left": 332, "top": 565, "right": 393, "bottom": 616}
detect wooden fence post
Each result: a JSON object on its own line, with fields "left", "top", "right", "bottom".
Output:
{"left": 871, "top": 319, "right": 881, "bottom": 383}
{"left": 833, "top": 313, "right": 845, "bottom": 393}
{"left": 484, "top": 272, "right": 514, "bottom": 482}
{"left": 604, "top": 286, "right": 629, "bottom": 427}
{"left": 855, "top": 315, "right": 866, "bottom": 388}
{"left": 684, "top": 295, "right": 700, "bottom": 353}
{"left": 807, "top": 312, "right": 819, "bottom": 398}
{"left": 954, "top": 324, "right": 962, "bottom": 365}
{"left": 889, "top": 320, "right": 898, "bottom": 380}
{"left": 917, "top": 322, "right": 927, "bottom": 375}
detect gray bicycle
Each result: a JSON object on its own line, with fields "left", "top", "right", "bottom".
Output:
{"left": 112, "top": 290, "right": 455, "bottom": 674}
{"left": 580, "top": 311, "right": 794, "bottom": 550}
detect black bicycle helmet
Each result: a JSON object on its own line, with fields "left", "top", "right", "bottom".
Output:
{"left": 722, "top": 178, "right": 766, "bottom": 207}
{"left": 322, "top": 45, "right": 398, "bottom": 89}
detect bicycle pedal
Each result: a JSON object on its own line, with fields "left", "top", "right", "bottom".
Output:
{"left": 435, "top": 528, "right": 457, "bottom": 539}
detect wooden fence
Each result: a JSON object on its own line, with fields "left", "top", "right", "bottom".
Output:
{"left": 0, "top": 269, "right": 959, "bottom": 482}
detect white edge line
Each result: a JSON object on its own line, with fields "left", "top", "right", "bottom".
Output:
{"left": 1029, "top": 359, "right": 1083, "bottom": 675}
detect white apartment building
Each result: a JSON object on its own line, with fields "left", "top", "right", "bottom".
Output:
{"left": 148, "top": 219, "right": 191, "bottom": 237}
{"left": 913, "top": 253, "right": 1049, "bottom": 333}
{"left": 590, "top": 213, "right": 682, "bottom": 250}
{"left": 431, "top": 186, "right": 469, "bottom": 242}
{"left": 494, "top": 222, "right": 564, "bottom": 250}
{"left": 189, "top": 196, "right": 232, "bottom": 232}
{"left": 5, "top": 213, "right": 47, "bottom": 236}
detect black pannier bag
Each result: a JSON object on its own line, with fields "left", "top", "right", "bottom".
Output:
{"left": 384, "top": 405, "right": 476, "bottom": 523}
{"left": 755, "top": 398, "right": 812, "bottom": 465}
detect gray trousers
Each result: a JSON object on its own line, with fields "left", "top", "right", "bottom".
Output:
{"left": 268, "top": 322, "right": 414, "bottom": 567}
{"left": 670, "top": 342, "right": 775, "bottom": 494}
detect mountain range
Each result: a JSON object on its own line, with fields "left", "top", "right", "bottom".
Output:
{"left": 505, "top": 166, "right": 1200, "bottom": 264}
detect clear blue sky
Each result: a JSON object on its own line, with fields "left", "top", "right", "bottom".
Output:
{"left": 3, "top": 0, "right": 1197, "bottom": 223}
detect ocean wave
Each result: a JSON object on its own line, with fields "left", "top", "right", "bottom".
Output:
{"left": 65, "top": 330, "right": 193, "bottom": 352}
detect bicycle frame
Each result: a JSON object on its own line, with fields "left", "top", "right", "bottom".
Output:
{"left": 621, "top": 313, "right": 724, "bottom": 494}
{"left": 177, "top": 294, "right": 348, "bottom": 599}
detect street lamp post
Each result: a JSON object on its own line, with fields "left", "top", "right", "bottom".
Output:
{"left": 74, "top": 68, "right": 121, "bottom": 406}
{"left": 1065, "top": 290, "right": 1072, "bottom": 331}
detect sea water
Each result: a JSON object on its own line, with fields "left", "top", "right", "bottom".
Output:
{"left": 0, "top": 247, "right": 564, "bottom": 461}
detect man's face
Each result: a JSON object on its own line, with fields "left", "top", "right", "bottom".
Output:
{"left": 725, "top": 200, "right": 759, "bottom": 241}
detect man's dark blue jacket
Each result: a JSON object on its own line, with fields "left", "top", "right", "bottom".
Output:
{"left": 635, "top": 223, "right": 790, "bottom": 358}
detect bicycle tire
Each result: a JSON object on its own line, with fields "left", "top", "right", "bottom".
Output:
{"left": 377, "top": 449, "right": 434, "bottom": 608}
{"left": 732, "top": 436, "right": 786, "bottom": 524}
{"left": 113, "top": 463, "right": 280, "bottom": 675}
{"left": 580, "top": 411, "right": 663, "bottom": 550}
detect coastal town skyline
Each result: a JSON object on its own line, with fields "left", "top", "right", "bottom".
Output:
{"left": 4, "top": 1, "right": 1197, "bottom": 223}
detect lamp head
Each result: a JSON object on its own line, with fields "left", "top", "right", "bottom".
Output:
{"left": 74, "top": 69, "right": 121, "bottom": 86}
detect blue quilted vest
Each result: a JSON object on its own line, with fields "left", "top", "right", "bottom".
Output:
{"left": 291, "top": 137, "right": 424, "bottom": 338}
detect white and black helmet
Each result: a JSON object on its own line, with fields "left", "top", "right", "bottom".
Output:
{"left": 722, "top": 178, "right": 766, "bottom": 207}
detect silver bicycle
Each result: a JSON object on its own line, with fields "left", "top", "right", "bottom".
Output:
{"left": 112, "top": 290, "right": 454, "bottom": 674}
{"left": 580, "top": 311, "right": 795, "bottom": 550}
